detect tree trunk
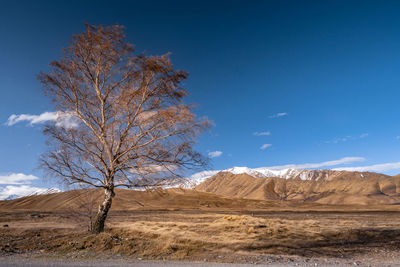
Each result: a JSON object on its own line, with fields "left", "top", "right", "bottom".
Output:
{"left": 91, "top": 187, "right": 114, "bottom": 234}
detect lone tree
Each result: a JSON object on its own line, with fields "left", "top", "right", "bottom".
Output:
{"left": 39, "top": 24, "right": 209, "bottom": 234}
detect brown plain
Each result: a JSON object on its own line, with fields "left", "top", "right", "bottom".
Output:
{"left": 2, "top": 175, "right": 400, "bottom": 266}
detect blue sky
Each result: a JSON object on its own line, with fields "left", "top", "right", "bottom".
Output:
{"left": 2, "top": 0, "right": 400, "bottom": 197}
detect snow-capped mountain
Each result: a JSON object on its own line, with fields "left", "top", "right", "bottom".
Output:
{"left": 0, "top": 188, "right": 61, "bottom": 201}
{"left": 28, "top": 188, "right": 61, "bottom": 196}
{"left": 4, "top": 194, "right": 20, "bottom": 201}
{"left": 182, "top": 167, "right": 347, "bottom": 188}
{"left": 181, "top": 170, "right": 220, "bottom": 188}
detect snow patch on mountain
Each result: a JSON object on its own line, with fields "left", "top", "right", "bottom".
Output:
{"left": 225, "top": 167, "right": 265, "bottom": 177}
{"left": 0, "top": 186, "right": 61, "bottom": 200}
{"left": 183, "top": 170, "right": 220, "bottom": 188}
{"left": 181, "top": 167, "right": 341, "bottom": 188}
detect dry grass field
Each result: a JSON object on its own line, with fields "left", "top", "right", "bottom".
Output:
{"left": 1, "top": 189, "right": 400, "bottom": 266}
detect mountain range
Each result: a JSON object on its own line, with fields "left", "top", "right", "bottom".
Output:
{"left": 192, "top": 168, "right": 400, "bottom": 205}
{"left": 183, "top": 167, "right": 382, "bottom": 188}
{"left": 3, "top": 167, "right": 400, "bottom": 206}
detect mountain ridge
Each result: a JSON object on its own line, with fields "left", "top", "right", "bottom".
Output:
{"left": 194, "top": 170, "right": 400, "bottom": 205}
{"left": 184, "top": 167, "right": 394, "bottom": 188}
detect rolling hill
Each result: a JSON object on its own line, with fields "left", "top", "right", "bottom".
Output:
{"left": 195, "top": 170, "right": 400, "bottom": 205}
{"left": 2, "top": 169, "right": 400, "bottom": 211}
{"left": 0, "top": 188, "right": 293, "bottom": 212}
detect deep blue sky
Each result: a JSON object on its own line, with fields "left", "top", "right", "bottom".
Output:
{"left": 2, "top": 0, "right": 400, "bottom": 196}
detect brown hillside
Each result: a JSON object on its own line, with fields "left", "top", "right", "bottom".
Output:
{"left": 0, "top": 188, "right": 292, "bottom": 212}
{"left": 195, "top": 171, "right": 400, "bottom": 205}
{"left": 2, "top": 187, "right": 391, "bottom": 213}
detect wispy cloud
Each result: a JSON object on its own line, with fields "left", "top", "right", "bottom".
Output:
{"left": 267, "top": 157, "right": 365, "bottom": 170}
{"left": 6, "top": 111, "right": 79, "bottom": 129}
{"left": 268, "top": 112, "right": 287, "bottom": 119}
{"left": 129, "top": 164, "right": 178, "bottom": 175}
{"left": 208, "top": 151, "right": 223, "bottom": 158}
{"left": 333, "top": 162, "right": 400, "bottom": 172}
{"left": 325, "top": 136, "right": 350, "bottom": 144}
{"left": 0, "top": 173, "right": 38, "bottom": 185}
{"left": 253, "top": 131, "right": 271, "bottom": 136}
{"left": 325, "top": 133, "right": 369, "bottom": 144}
{"left": 260, "top": 144, "right": 272, "bottom": 150}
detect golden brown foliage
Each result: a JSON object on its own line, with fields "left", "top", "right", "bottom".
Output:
{"left": 38, "top": 24, "right": 210, "bottom": 233}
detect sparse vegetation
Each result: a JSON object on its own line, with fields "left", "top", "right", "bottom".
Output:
{"left": 2, "top": 208, "right": 400, "bottom": 265}
{"left": 67, "top": 189, "right": 99, "bottom": 232}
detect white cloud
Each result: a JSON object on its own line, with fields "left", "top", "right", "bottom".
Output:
{"left": 0, "top": 185, "right": 60, "bottom": 200}
{"left": 0, "top": 173, "right": 61, "bottom": 200}
{"left": 208, "top": 151, "right": 223, "bottom": 158}
{"left": 269, "top": 112, "right": 287, "bottom": 118}
{"left": 260, "top": 144, "right": 272, "bottom": 150}
{"left": 333, "top": 162, "right": 400, "bottom": 172}
{"left": 129, "top": 164, "right": 178, "bottom": 175}
{"left": 325, "top": 133, "right": 369, "bottom": 144}
{"left": 325, "top": 136, "right": 351, "bottom": 144}
{"left": 55, "top": 112, "right": 79, "bottom": 128}
{"left": 253, "top": 131, "right": 271, "bottom": 136}
{"left": 6, "top": 111, "right": 78, "bottom": 129}
{"left": 267, "top": 157, "right": 365, "bottom": 170}
{"left": 0, "top": 173, "right": 38, "bottom": 185}
{"left": 6, "top": 112, "right": 57, "bottom": 126}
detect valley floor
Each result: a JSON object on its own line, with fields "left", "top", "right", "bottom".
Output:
{"left": 2, "top": 209, "right": 400, "bottom": 266}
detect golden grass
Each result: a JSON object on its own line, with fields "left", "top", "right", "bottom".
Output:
{"left": 112, "top": 214, "right": 371, "bottom": 254}
{"left": 2, "top": 210, "right": 400, "bottom": 261}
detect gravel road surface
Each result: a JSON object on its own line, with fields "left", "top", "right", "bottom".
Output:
{"left": 0, "top": 257, "right": 288, "bottom": 267}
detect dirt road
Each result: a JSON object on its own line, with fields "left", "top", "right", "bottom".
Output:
{"left": 2, "top": 255, "right": 400, "bottom": 267}
{"left": 0, "top": 256, "right": 292, "bottom": 267}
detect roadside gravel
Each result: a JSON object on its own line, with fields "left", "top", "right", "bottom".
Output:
{"left": 0, "top": 255, "right": 288, "bottom": 267}
{"left": 2, "top": 254, "right": 400, "bottom": 267}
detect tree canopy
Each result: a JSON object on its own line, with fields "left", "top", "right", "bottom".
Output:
{"left": 39, "top": 24, "right": 209, "bottom": 233}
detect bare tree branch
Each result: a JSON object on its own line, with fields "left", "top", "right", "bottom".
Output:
{"left": 38, "top": 24, "right": 210, "bottom": 234}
